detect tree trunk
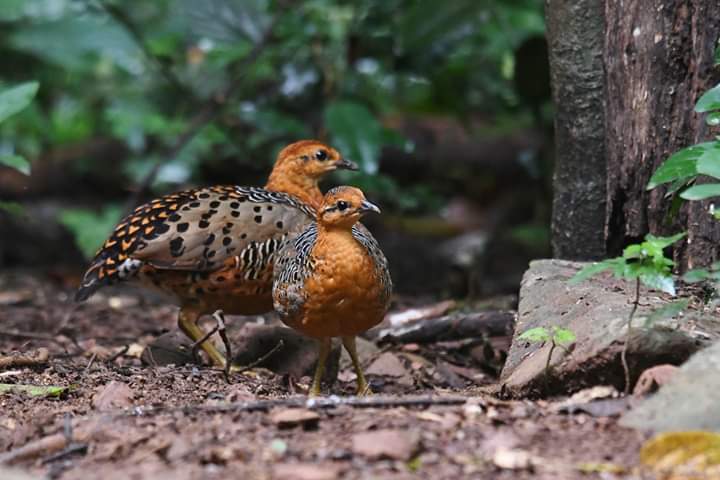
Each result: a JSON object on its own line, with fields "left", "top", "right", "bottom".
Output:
{"left": 548, "top": 0, "right": 720, "bottom": 269}
{"left": 547, "top": 0, "right": 608, "bottom": 260}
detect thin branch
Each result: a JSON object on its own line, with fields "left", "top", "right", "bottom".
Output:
{"left": 622, "top": 277, "right": 641, "bottom": 394}
{"left": 232, "top": 339, "right": 284, "bottom": 375}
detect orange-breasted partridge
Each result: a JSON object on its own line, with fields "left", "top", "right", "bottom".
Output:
{"left": 273, "top": 186, "right": 392, "bottom": 396}
{"left": 75, "top": 140, "right": 357, "bottom": 370}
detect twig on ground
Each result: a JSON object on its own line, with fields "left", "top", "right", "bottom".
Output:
{"left": 83, "top": 352, "right": 97, "bottom": 375}
{"left": 232, "top": 339, "right": 285, "bottom": 375}
{"left": 105, "top": 345, "right": 130, "bottom": 364}
{"left": 0, "top": 348, "right": 50, "bottom": 369}
{"left": 212, "top": 310, "right": 233, "bottom": 381}
{"left": 376, "top": 311, "right": 515, "bottom": 344}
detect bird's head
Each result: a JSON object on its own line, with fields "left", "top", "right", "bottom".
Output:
{"left": 319, "top": 186, "right": 381, "bottom": 229}
{"left": 266, "top": 140, "right": 358, "bottom": 209}
{"left": 273, "top": 140, "right": 357, "bottom": 179}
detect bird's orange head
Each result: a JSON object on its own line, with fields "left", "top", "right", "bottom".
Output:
{"left": 265, "top": 140, "right": 357, "bottom": 209}
{"left": 319, "top": 186, "right": 381, "bottom": 229}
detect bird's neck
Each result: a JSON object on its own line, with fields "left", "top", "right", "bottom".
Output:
{"left": 265, "top": 171, "right": 323, "bottom": 211}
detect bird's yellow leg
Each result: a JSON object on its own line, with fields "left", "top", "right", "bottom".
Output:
{"left": 310, "top": 337, "right": 332, "bottom": 397}
{"left": 178, "top": 308, "right": 228, "bottom": 368}
{"left": 342, "top": 336, "right": 372, "bottom": 396}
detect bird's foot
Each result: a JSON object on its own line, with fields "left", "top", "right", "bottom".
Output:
{"left": 356, "top": 381, "right": 373, "bottom": 397}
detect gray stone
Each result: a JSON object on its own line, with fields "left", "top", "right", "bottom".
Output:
{"left": 500, "top": 259, "right": 716, "bottom": 397}
{"left": 621, "top": 341, "right": 720, "bottom": 432}
{"left": 231, "top": 324, "right": 340, "bottom": 381}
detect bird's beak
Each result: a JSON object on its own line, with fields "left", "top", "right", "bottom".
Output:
{"left": 335, "top": 158, "right": 359, "bottom": 171}
{"left": 359, "top": 199, "right": 381, "bottom": 215}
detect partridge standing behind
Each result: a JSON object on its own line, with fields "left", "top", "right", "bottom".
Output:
{"left": 75, "top": 140, "right": 357, "bottom": 369}
{"left": 273, "top": 186, "right": 392, "bottom": 396}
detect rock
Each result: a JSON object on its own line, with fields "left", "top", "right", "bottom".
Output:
{"left": 621, "top": 341, "right": 720, "bottom": 432}
{"left": 632, "top": 364, "right": 679, "bottom": 397}
{"left": 273, "top": 463, "right": 343, "bottom": 480}
{"left": 231, "top": 324, "right": 339, "bottom": 382}
{"left": 365, "top": 352, "right": 414, "bottom": 386}
{"left": 500, "top": 259, "right": 713, "bottom": 397}
{"left": 492, "top": 448, "right": 534, "bottom": 470}
{"left": 339, "top": 336, "right": 379, "bottom": 371}
{"left": 0, "top": 468, "right": 41, "bottom": 480}
{"left": 270, "top": 408, "right": 320, "bottom": 430}
{"left": 141, "top": 331, "right": 194, "bottom": 367}
{"left": 366, "top": 352, "right": 407, "bottom": 377}
{"left": 351, "top": 429, "right": 421, "bottom": 460}
{"left": 93, "top": 381, "right": 134, "bottom": 411}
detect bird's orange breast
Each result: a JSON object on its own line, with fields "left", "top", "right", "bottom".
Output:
{"left": 283, "top": 230, "right": 387, "bottom": 338}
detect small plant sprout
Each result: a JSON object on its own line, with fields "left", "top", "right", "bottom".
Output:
{"left": 570, "top": 232, "right": 686, "bottom": 394}
{"left": 518, "top": 326, "right": 576, "bottom": 388}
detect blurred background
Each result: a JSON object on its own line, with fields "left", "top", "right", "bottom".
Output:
{"left": 0, "top": 0, "right": 552, "bottom": 303}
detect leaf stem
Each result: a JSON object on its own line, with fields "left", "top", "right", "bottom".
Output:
{"left": 622, "top": 277, "right": 640, "bottom": 394}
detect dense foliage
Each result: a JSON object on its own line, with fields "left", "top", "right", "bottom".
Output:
{"left": 0, "top": 0, "right": 545, "bottom": 257}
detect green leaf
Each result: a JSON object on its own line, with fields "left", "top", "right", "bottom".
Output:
{"left": 58, "top": 206, "right": 122, "bottom": 258}
{"left": 707, "top": 112, "right": 720, "bottom": 127}
{"left": 0, "top": 155, "right": 30, "bottom": 175}
{"left": 695, "top": 84, "right": 720, "bottom": 113}
{"left": 695, "top": 142, "right": 720, "bottom": 179}
{"left": 0, "top": 201, "right": 24, "bottom": 216}
{"left": 680, "top": 183, "right": 720, "bottom": 200}
{"left": 645, "top": 300, "right": 689, "bottom": 326}
{"left": 647, "top": 144, "right": 712, "bottom": 189}
{"left": 643, "top": 232, "right": 686, "bottom": 251}
{"left": 324, "top": 100, "right": 384, "bottom": 174}
{"left": 569, "top": 259, "right": 620, "bottom": 284}
{"left": 0, "top": 81, "right": 39, "bottom": 123}
{"left": 0, "top": 384, "right": 67, "bottom": 397}
{"left": 640, "top": 272, "right": 676, "bottom": 296}
{"left": 552, "top": 327, "right": 576, "bottom": 346}
{"left": 517, "top": 327, "right": 551, "bottom": 343}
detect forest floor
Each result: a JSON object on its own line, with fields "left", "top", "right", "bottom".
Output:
{"left": 0, "top": 272, "right": 650, "bottom": 480}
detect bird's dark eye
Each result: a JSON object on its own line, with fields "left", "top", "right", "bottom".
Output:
{"left": 337, "top": 201, "right": 349, "bottom": 211}
{"left": 315, "top": 150, "right": 328, "bottom": 161}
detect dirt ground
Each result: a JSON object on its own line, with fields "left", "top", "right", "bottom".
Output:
{"left": 0, "top": 272, "right": 650, "bottom": 479}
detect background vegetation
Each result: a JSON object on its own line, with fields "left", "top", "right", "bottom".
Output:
{"left": 0, "top": 0, "right": 550, "bottom": 296}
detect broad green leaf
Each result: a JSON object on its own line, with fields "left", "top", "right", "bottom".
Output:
{"left": 0, "top": 201, "right": 24, "bottom": 216}
{"left": 552, "top": 327, "right": 576, "bottom": 346}
{"left": 569, "top": 260, "right": 617, "bottom": 284}
{"left": 680, "top": 183, "right": 720, "bottom": 200}
{"left": 622, "top": 244, "right": 644, "bottom": 259}
{"left": 683, "top": 268, "right": 711, "bottom": 283}
{"left": 645, "top": 299, "right": 689, "bottom": 326}
{"left": 58, "top": 206, "right": 122, "bottom": 258}
{"left": 647, "top": 144, "right": 711, "bottom": 189}
{"left": 643, "top": 232, "right": 686, "bottom": 251}
{"left": 695, "top": 84, "right": 720, "bottom": 113}
{"left": 0, "top": 81, "right": 39, "bottom": 123}
{"left": 696, "top": 142, "right": 720, "bottom": 179}
{"left": 517, "top": 327, "right": 551, "bottom": 343}
{"left": 0, "top": 155, "right": 30, "bottom": 175}
{"left": 639, "top": 272, "right": 676, "bottom": 296}
{"left": 0, "top": 384, "right": 67, "bottom": 397}
{"left": 324, "top": 100, "right": 384, "bottom": 174}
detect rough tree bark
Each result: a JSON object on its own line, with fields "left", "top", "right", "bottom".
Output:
{"left": 548, "top": 0, "right": 720, "bottom": 269}
{"left": 547, "top": 0, "right": 608, "bottom": 260}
